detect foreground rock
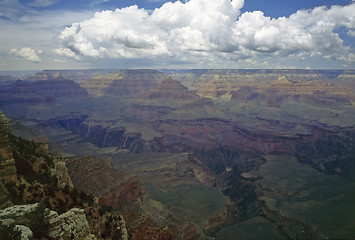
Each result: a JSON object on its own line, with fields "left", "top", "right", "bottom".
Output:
{"left": 0, "top": 203, "right": 96, "bottom": 240}
{"left": 46, "top": 208, "right": 95, "bottom": 240}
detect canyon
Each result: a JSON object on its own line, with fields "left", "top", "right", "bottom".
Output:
{"left": 0, "top": 69, "right": 354, "bottom": 239}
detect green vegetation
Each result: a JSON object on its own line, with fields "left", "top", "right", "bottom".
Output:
{"left": 99, "top": 205, "right": 113, "bottom": 215}
{"left": 25, "top": 202, "right": 50, "bottom": 238}
{"left": 0, "top": 222, "right": 22, "bottom": 240}
{"left": 9, "top": 134, "right": 58, "bottom": 187}
{"left": 4, "top": 181, "right": 20, "bottom": 204}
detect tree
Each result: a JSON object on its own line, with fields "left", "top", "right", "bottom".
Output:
{"left": 0, "top": 222, "right": 22, "bottom": 240}
{"left": 25, "top": 202, "right": 50, "bottom": 238}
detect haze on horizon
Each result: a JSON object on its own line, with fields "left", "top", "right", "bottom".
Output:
{"left": 0, "top": 0, "right": 355, "bottom": 71}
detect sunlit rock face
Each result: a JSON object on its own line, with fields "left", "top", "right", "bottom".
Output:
{"left": 80, "top": 69, "right": 167, "bottom": 96}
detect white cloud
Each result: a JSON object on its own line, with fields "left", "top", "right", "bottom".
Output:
{"left": 53, "top": 58, "right": 66, "bottom": 63}
{"left": 9, "top": 47, "right": 42, "bottom": 62}
{"left": 57, "top": 0, "right": 244, "bottom": 60}
{"left": 54, "top": 48, "right": 81, "bottom": 60}
{"left": 55, "top": 0, "right": 355, "bottom": 66}
{"left": 232, "top": 5, "right": 355, "bottom": 58}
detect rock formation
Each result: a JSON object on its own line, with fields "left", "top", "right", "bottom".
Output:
{"left": 0, "top": 69, "right": 354, "bottom": 239}
{"left": 0, "top": 203, "right": 96, "bottom": 240}
{"left": 46, "top": 208, "right": 95, "bottom": 240}
{"left": 81, "top": 69, "right": 166, "bottom": 96}
{"left": 66, "top": 155, "right": 146, "bottom": 210}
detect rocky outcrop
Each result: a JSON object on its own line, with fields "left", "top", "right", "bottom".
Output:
{"left": 96, "top": 212, "right": 128, "bottom": 240}
{"left": 0, "top": 203, "right": 39, "bottom": 221}
{"left": 46, "top": 208, "right": 95, "bottom": 240}
{"left": 16, "top": 224, "right": 33, "bottom": 240}
{"left": 0, "top": 203, "right": 95, "bottom": 240}
{"left": 52, "top": 160, "right": 74, "bottom": 190}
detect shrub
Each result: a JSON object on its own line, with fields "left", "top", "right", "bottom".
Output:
{"left": 25, "top": 202, "right": 50, "bottom": 238}
{"left": 0, "top": 222, "right": 22, "bottom": 240}
{"left": 99, "top": 205, "right": 113, "bottom": 215}
{"left": 4, "top": 181, "right": 20, "bottom": 204}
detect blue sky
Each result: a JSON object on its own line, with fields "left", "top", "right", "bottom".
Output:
{"left": 1, "top": 0, "right": 354, "bottom": 70}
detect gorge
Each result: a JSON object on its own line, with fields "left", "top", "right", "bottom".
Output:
{"left": 0, "top": 69, "right": 354, "bottom": 239}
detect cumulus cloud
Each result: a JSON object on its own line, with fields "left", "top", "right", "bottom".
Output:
{"left": 9, "top": 47, "right": 42, "bottom": 62}
{"left": 54, "top": 47, "right": 81, "bottom": 60}
{"left": 56, "top": 0, "right": 355, "bottom": 65}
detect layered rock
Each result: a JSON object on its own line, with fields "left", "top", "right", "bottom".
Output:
{"left": 106, "top": 70, "right": 166, "bottom": 97}
{"left": 80, "top": 71, "right": 125, "bottom": 96}
{"left": 145, "top": 77, "right": 198, "bottom": 100}
{"left": 0, "top": 203, "right": 41, "bottom": 223}
{"left": 98, "top": 177, "right": 146, "bottom": 209}
{"left": 0, "top": 203, "right": 95, "bottom": 240}
{"left": 27, "top": 70, "right": 117, "bottom": 83}
{"left": 46, "top": 208, "right": 95, "bottom": 240}
{"left": 81, "top": 69, "right": 166, "bottom": 96}
{"left": 66, "top": 155, "right": 146, "bottom": 209}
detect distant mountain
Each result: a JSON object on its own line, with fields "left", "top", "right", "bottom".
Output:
{"left": 0, "top": 79, "right": 88, "bottom": 104}
{"left": 81, "top": 69, "right": 167, "bottom": 96}
{"left": 0, "top": 70, "right": 39, "bottom": 79}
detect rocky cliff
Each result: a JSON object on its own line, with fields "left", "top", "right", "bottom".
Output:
{"left": 0, "top": 112, "right": 131, "bottom": 240}
{"left": 81, "top": 69, "right": 166, "bottom": 96}
{"left": 1, "top": 69, "right": 354, "bottom": 239}
{"left": 0, "top": 203, "right": 96, "bottom": 240}
{"left": 66, "top": 155, "right": 146, "bottom": 210}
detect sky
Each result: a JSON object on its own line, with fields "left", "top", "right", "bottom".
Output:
{"left": 0, "top": 0, "right": 354, "bottom": 70}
